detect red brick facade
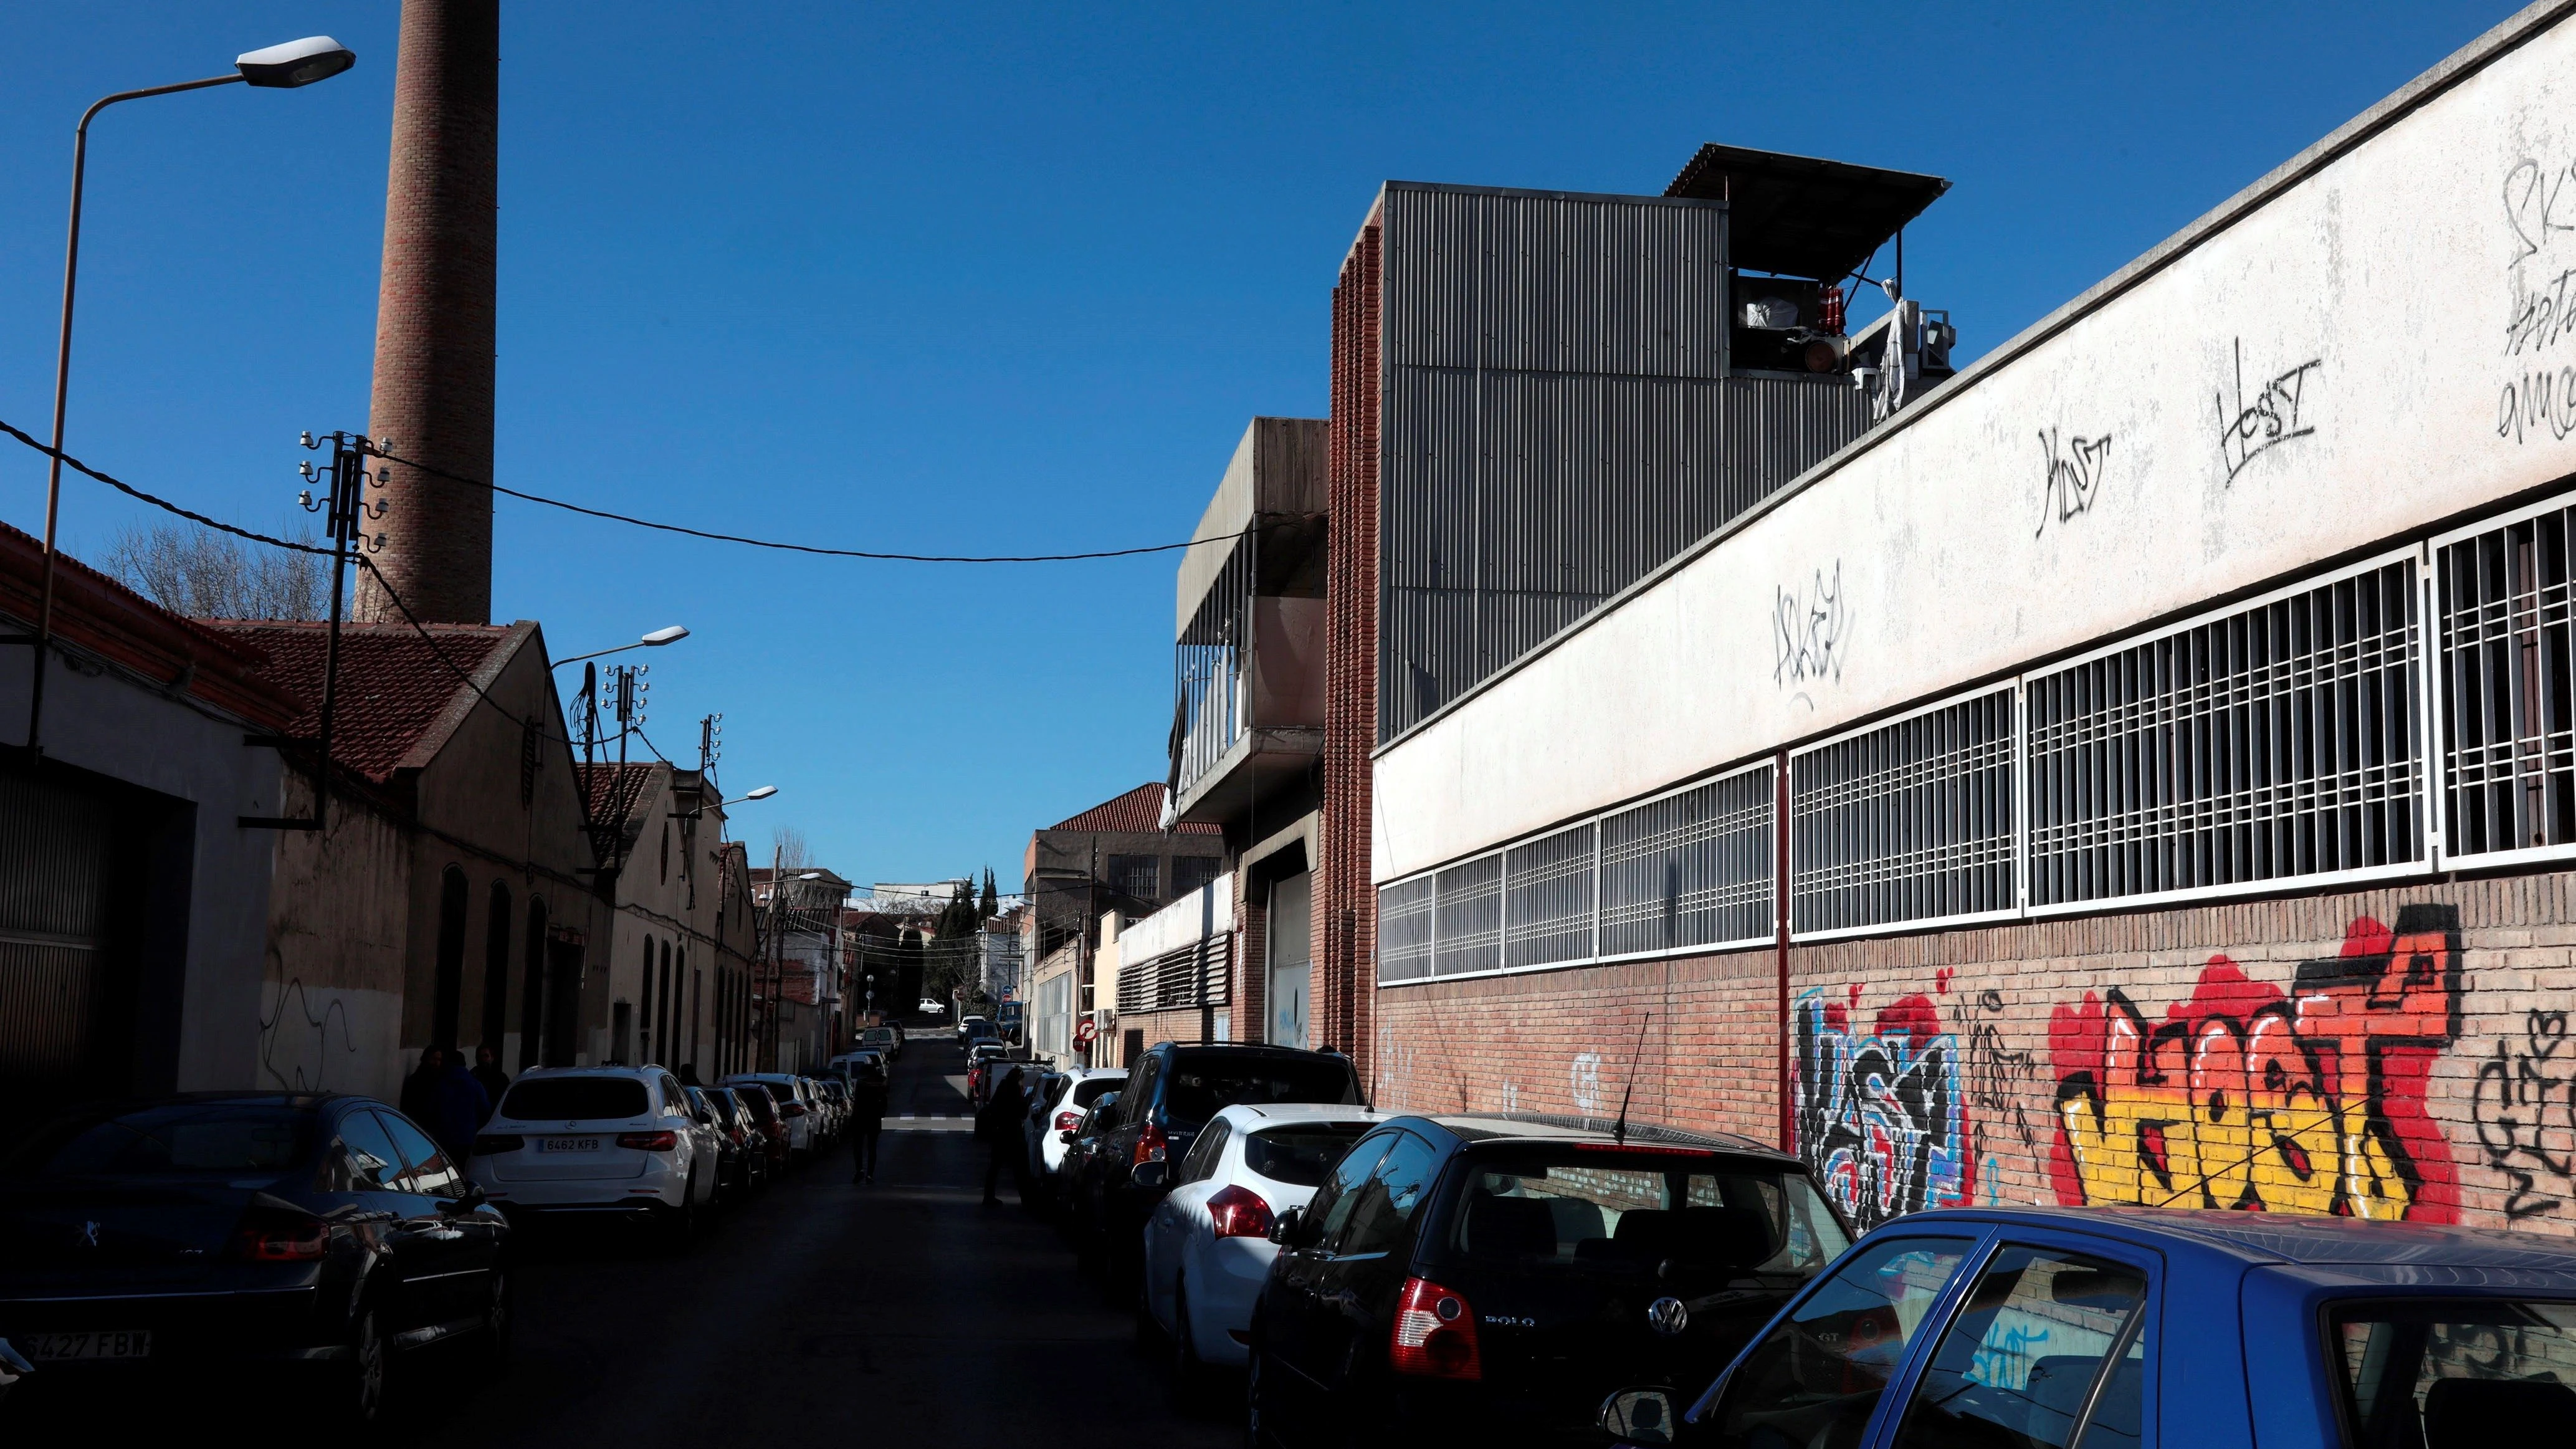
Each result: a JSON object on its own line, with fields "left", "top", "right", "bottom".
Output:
{"left": 1318, "top": 219, "right": 1380, "bottom": 1080}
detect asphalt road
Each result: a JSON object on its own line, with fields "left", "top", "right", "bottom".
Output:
{"left": 399, "top": 1026, "right": 1234, "bottom": 1448}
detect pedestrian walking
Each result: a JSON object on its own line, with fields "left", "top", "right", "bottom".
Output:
{"left": 429, "top": 1048, "right": 491, "bottom": 1160}
{"left": 678, "top": 1063, "right": 702, "bottom": 1086}
{"left": 398, "top": 1046, "right": 445, "bottom": 1127}
{"left": 977, "top": 1066, "right": 1031, "bottom": 1206}
{"left": 470, "top": 1043, "right": 510, "bottom": 1104}
{"left": 849, "top": 1062, "right": 887, "bottom": 1184}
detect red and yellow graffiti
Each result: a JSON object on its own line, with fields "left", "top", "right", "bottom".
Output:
{"left": 2049, "top": 905, "right": 2462, "bottom": 1220}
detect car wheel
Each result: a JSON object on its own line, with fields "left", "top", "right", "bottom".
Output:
{"left": 475, "top": 1268, "right": 513, "bottom": 1377}
{"left": 664, "top": 1175, "right": 699, "bottom": 1253}
{"left": 1244, "top": 1342, "right": 1270, "bottom": 1449}
{"left": 1171, "top": 1281, "right": 1207, "bottom": 1405}
{"left": 339, "top": 1305, "right": 388, "bottom": 1427}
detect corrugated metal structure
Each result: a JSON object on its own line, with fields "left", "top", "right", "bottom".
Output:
{"left": 1373, "top": 181, "right": 1892, "bottom": 741}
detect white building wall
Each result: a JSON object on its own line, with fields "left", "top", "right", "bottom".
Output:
{"left": 1374, "top": 2, "right": 2576, "bottom": 882}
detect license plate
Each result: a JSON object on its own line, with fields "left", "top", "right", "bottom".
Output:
{"left": 539, "top": 1137, "right": 601, "bottom": 1153}
{"left": 27, "top": 1330, "right": 151, "bottom": 1362}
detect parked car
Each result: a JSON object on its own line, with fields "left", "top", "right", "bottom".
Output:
{"left": 722, "top": 1074, "right": 818, "bottom": 1162}
{"left": 857, "top": 1024, "right": 904, "bottom": 1064}
{"left": 1144, "top": 1103, "right": 1393, "bottom": 1377}
{"left": 1055, "top": 1091, "right": 1123, "bottom": 1226}
{"left": 965, "top": 1042, "right": 1014, "bottom": 1107}
{"left": 683, "top": 1086, "right": 758, "bottom": 1201}
{"left": 958, "top": 1013, "right": 996, "bottom": 1044}
{"left": 728, "top": 1081, "right": 791, "bottom": 1175}
{"left": 1089, "top": 1043, "right": 1363, "bottom": 1288}
{"left": 469, "top": 1067, "right": 721, "bottom": 1244}
{"left": 814, "top": 1079, "right": 851, "bottom": 1141}
{"left": 828, "top": 1049, "right": 887, "bottom": 1083}
{"left": 1247, "top": 1115, "right": 1850, "bottom": 1449}
{"left": 1026, "top": 1066, "right": 1126, "bottom": 1193}
{"left": 918, "top": 998, "right": 945, "bottom": 1014}
{"left": 0, "top": 1092, "right": 512, "bottom": 1424}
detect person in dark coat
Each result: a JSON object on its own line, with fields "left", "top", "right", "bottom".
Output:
{"left": 429, "top": 1051, "right": 492, "bottom": 1159}
{"left": 471, "top": 1044, "right": 511, "bottom": 1105}
{"left": 849, "top": 1063, "right": 889, "bottom": 1184}
{"left": 399, "top": 1046, "right": 446, "bottom": 1128}
{"left": 977, "top": 1067, "right": 1031, "bottom": 1206}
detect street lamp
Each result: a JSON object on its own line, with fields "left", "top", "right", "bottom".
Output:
{"left": 23, "top": 37, "right": 358, "bottom": 753}
{"left": 555, "top": 625, "right": 692, "bottom": 667}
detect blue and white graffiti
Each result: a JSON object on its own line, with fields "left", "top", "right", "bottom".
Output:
{"left": 1792, "top": 988, "right": 1972, "bottom": 1230}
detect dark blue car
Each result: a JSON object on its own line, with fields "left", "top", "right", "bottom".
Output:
{"left": 1598, "top": 1205, "right": 2576, "bottom": 1449}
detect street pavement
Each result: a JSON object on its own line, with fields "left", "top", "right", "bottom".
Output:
{"left": 409, "top": 1028, "right": 1235, "bottom": 1448}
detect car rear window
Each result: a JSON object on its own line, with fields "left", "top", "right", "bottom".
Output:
{"left": 500, "top": 1077, "right": 650, "bottom": 1121}
{"left": 1161, "top": 1055, "right": 1360, "bottom": 1126}
{"left": 1451, "top": 1151, "right": 1850, "bottom": 1274}
{"left": 1071, "top": 1078, "right": 1122, "bottom": 1108}
{"left": 2, "top": 1103, "right": 315, "bottom": 1176}
{"left": 1244, "top": 1124, "right": 1377, "bottom": 1187}
{"left": 2335, "top": 1299, "right": 2576, "bottom": 1445}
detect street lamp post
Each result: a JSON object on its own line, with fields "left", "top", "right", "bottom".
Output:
{"left": 22, "top": 37, "right": 357, "bottom": 753}
{"left": 553, "top": 625, "right": 690, "bottom": 668}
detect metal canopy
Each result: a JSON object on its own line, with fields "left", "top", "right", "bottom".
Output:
{"left": 1664, "top": 143, "right": 1949, "bottom": 281}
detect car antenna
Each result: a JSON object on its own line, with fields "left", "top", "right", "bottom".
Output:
{"left": 1611, "top": 1012, "right": 1653, "bottom": 1146}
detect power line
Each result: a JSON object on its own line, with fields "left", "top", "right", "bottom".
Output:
{"left": 370, "top": 446, "right": 1259, "bottom": 564}
{"left": 0, "top": 419, "right": 333, "bottom": 555}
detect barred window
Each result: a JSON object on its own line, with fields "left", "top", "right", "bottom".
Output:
{"left": 1599, "top": 767, "right": 1773, "bottom": 957}
{"left": 1433, "top": 854, "right": 1503, "bottom": 977}
{"left": 1107, "top": 854, "right": 1161, "bottom": 903}
{"left": 1172, "top": 854, "right": 1223, "bottom": 899}
{"left": 1791, "top": 689, "right": 2015, "bottom": 935}
{"left": 1377, "top": 875, "right": 1435, "bottom": 984}
{"left": 1504, "top": 823, "right": 1595, "bottom": 968}
{"left": 2029, "top": 558, "right": 2422, "bottom": 906}
{"left": 2438, "top": 508, "right": 2576, "bottom": 860}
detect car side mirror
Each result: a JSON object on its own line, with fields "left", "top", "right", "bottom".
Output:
{"left": 1059, "top": 1129, "right": 1080, "bottom": 1145}
{"left": 1599, "top": 1388, "right": 1675, "bottom": 1447}
{"left": 442, "top": 1182, "right": 489, "bottom": 1215}
{"left": 1132, "top": 1160, "right": 1170, "bottom": 1191}
{"left": 1268, "top": 1205, "right": 1305, "bottom": 1246}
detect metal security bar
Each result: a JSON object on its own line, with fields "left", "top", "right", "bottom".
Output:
{"left": 1116, "top": 935, "right": 1233, "bottom": 1014}
{"left": 1504, "top": 822, "right": 1596, "bottom": 968}
{"left": 1791, "top": 689, "right": 2016, "bottom": 936}
{"left": 1599, "top": 766, "right": 1773, "bottom": 957}
{"left": 1175, "top": 533, "right": 1253, "bottom": 798}
{"left": 1432, "top": 854, "right": 1503, "bottom": 977}
{"left": 2437, "top": 504, "right": 2576, "bottom": 863}
{"left": 1377, "top": 875, "right": 1436, "bottom": 985}
{"left": 2028, "top": 556, "right": 2423, "bottom": 908}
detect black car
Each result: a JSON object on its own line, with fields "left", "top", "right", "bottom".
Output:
{"left": 1087, "top": 1043, "right": 1363, "bottom": 1284}
{"left": 1247, "top": 1116, "right": 1851, "bottom": 1449}
{"left": 0, "top": 1092, "right": 511, "bottom": 1423}
{"left": 1054, "top": 1091, "right": 1122, "bottom": 1234}
{"left": 686, "top": 1086, "right": 761, "bottom": 1198}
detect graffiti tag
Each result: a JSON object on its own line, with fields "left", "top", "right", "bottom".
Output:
{"left": 2049, "top": 906, "right": 2462, "bottom": 1220}
{"left": 2035, "top": 428, "right": 2112, "bottom": 537}
{"left": 2471, "top": 1010, "right": 2576, "bottom": 1220}
{"left": 2215, "top": 338, "right": 2322, "bottom": 484}
{"left": 1571, "top": 1052, "right": 1603, "bottom": 1117}
{"left": 1773, "top": 562, "right": 1851, "bottom": 696}
{"left": 1793, "top": 991, "right": 1969, "bottom": 1230}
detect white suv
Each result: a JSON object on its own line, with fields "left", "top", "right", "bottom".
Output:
{"left": 468, "top": 1066, "right": 721, "bottom": 1243}
{"left": 1141, "top": 1102, "right": 1391, "bottom": 1370}
{"left": 1026, "top": 1066, "right": 1126, "bottom": 1185}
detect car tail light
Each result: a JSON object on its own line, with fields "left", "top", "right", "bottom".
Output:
{"left": 780, "top": 1103, "right": 808, "bottom": 1119}
{"left": 1055, "top": 1110, "right": 1082, "bottom": 1132}
{"left": 617, "top": 1131, "right": 679, "bottom": 1150}
{"left": 1133, "top": 1121, "right": 1168, "bottom": 1167}
{"left": 1206, "top": 1184, "right": 1274, "bottom": 1240}
{"left": 229, "top": 1207, "right": 328, "bottom": 1262}
{"left": 1390, "top": 1276, "right": 1482, "bottom": 1380}
{"left": 471, "top": 1133, "right": 523, "bottom": 1155}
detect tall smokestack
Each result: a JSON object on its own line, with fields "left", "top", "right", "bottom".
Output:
{"left": 355, "top": 0, "right": 499, "bottom": 626}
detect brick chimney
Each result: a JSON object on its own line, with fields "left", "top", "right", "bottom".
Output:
{"left": 355, "top": 0, "right": 499, "bottom": 627}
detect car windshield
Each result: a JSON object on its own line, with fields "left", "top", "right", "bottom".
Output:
{"left": 1243, "top": 1124, "right": 1377, "bottom": 1187}
{"left": 502, "top": 1077, "right": 650, "bottom": 1121}
{"left": 1163, "top": 1056, "right": 1359, "bottom": 1126}
{"left": 1450, "top": 1150, "right": 1850, "bottom": 1274}
{"left": 2335, "top": 1299, "right": 2576, "bottom": 1445}
{"left": 1, "top": 1102, "right": 314, "bottom": 1177}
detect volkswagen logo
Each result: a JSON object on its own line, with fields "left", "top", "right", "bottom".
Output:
{"left": 1646, "top": 1295, "right": 1689, "bottom": 1336}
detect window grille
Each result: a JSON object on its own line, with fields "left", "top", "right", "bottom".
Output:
{"left": 1377, "top": 875, "right": 1436, "bottom": 984}
{"left": 1107, "top": 854, "right": 1161, "bottom": 903}
{"left": 1598, "top": 767, "right": 1774, "bottom": 957}
{"left": 2028, "top": 558, "right": 2423, "bottom": 907}
{"left": 1791, "top": 689, "right": 2015, "bottom": 935}
{"left": 1175, "top": 533, "right": 1253, "bottom": 796}
{"left": 1172, "top": 854, "right": 1223, "bottom": 900}
{"left": 1118, "top": 936, "right": 1233, "bottom": 1015}
{"left": 1432, "top": 854, "right": 1503, "bottom": 976}
{"left": 2437, "top": 506, "right": 2576, "bottom": 861}
{"left": 1504, "top": 823, "right": 1596, "bottom": 968}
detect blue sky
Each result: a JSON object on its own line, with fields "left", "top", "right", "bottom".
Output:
{"left": 0, "top": 2, "right": 2517, "bottom": 889}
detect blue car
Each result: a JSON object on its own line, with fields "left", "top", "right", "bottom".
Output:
{"left": 1594, "top": 1205, "right": 2576, "bottom": 1449}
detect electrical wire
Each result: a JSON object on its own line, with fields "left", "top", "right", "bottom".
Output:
{"left": 370, "top": 447, "right": 1261, "bottom": 564}
{"left": 0, "top": 419, "right": 334, "bottom": 555}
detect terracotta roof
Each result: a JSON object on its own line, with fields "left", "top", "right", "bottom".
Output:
{"left": 578, "top": 761, "right": 660, "bottom": 831}
{"left": 203, "top": 619, "right": 515, "bottom": 783}
{"left": 1047, "top": 782, "right": 1220, "bottom": 834}
{"left": 0, "top": 520, "right": 302, "bottom": 729}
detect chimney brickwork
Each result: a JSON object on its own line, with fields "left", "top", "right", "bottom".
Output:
{"left": 355, "top": 0, "right": 500, "bottom": 627}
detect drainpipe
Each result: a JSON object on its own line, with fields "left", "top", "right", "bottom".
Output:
{"left": 1775, "top": 749, "right": 1792, "bottom": 1153}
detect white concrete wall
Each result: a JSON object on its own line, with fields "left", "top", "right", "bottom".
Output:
{"left": 1121, "top": 871, "right": 1233, "bottom": 960}
{"left": 1374, "top": 2, "right": 2576, "bottom": 884}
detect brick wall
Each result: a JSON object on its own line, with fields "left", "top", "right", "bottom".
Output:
{"left": 1318, "top": 220, "right": 1381, "bottom": 1081}
{"left": 1373, "top": 869, "right": 2576, "bottom": 1236}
